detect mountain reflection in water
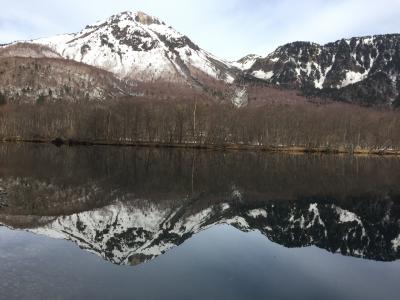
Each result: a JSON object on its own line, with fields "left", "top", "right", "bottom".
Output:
{"left": 0, "top": 144, "right": 399, "bottom": 266}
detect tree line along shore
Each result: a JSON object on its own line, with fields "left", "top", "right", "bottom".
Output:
{"left": 0, "top": 99, "right": 399, "bottom": 155}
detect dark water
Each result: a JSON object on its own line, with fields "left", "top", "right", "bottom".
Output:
{"left": 0, "top": 144, "right": 400, "bottom": 300}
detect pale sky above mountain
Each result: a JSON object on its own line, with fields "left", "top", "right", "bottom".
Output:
{"left": 1, "top": 0, "right": 400, "bottom": 60}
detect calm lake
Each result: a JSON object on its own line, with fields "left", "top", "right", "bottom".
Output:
{"left": 0, "top": 144, "right": 400, "bottom": 300}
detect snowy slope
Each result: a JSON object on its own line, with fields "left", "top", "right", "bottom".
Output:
{"left": 242, "top": 35, "right": 400, "bottom": 105}
{"left": 30, "top": 11, "right": 235, "bottom": 84}
{"left": 247, "top": 35, "right": 400, "bottom": 90}
{"left": 231, "top": 54, "right": 261, "bottom": 70}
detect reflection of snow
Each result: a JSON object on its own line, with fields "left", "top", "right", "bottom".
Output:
{"left": 247, "top": 209, "right": 267, "bottom": 218}
{"left": 30, "top": 201, "right": 175, "bottom": 264}
{"left": 392, "top": 234, "right": 400, "bottom": 251}
{"left": 308, "top": 204, "right": 325, "bottom": 227}
{"left": 221, "top": 203, "right": 230, "bottom": 211}
{"left": 336, "top": 207, "right": 362, "bottom": 224}
{"left": 19, "top": 199, "right": 399, "bottom": 266}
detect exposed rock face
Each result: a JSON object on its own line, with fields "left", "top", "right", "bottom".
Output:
{"left": 135, "top": 11, "right": 163, "bottom": 26}
{"left": 245, "top": 35, "right": 400, "bottom": 106}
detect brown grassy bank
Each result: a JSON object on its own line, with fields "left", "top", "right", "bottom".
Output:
{"left": 2, "top": 138, "right": 400, "bottom": 156}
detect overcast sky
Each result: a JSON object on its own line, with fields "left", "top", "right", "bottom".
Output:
{"left": 1, "top": 0, "right": 400, "bottom": 60}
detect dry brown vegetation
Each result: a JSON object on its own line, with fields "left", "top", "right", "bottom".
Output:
{"left": 0, "top": 99, "right": 399, "bottom": 153}
{"left": 0, "top": 43, "right": 399, "bottom": 153}
{"left": 0, "top": 42, "right": 61, "bottom": 59}
{"left": 0, "top": 56, "right": 137, "bottom": 103}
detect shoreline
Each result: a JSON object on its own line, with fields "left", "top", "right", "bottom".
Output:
{"left": 1, "top": 138, "right": 400, "bottom": 156}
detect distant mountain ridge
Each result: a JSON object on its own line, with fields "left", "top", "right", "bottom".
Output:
{"left": 1, "top": 11, "right": 400, "bottom": 107}
{"left": 243, "top": 34, "right": 400, "bottom": 106}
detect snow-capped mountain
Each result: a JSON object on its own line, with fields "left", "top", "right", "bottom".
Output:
{"left": 245, "top": 34, "right": 400, "bottom": 105}
{"left": 2, "top": 12, "right": 400, "bottom": 107}
{"left": 31, "top": 11, "right": 236, "bottom": 86}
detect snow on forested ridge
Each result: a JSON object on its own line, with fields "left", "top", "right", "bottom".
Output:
{"left": 246, "top": 35, "right": 400, "bottom": 91}
{"left": 28, "top": 11, "right": 235, "bottom": 84}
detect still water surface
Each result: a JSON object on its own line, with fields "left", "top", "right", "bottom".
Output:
{"left": 0, "top": 144, "right": 399, "bottom": 300}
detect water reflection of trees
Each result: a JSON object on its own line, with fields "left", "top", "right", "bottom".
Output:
{"left": 0, "top": 144, "right": 399, "bottom": 264}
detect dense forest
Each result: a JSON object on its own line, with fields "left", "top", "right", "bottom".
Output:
{"left": 0, "top": 98, "right": 399, "bottom": 153}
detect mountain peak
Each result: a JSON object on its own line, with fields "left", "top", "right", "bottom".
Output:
{"left": 29, "top": 11, "right": 235, "bottom": 84}
{"left": 108, "top": 11, "right": 164, "bottom": 26}
{"left": 134, "top": 11, "right": 163, "bottom": 25}
{"left": 231, "top": 54, "right": 261, "bottom": 70}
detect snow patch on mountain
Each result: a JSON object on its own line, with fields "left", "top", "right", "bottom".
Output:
{"left": 340, "top": 70, "right": 369, "bottom": 88}
{"left": 232, "top": 54, "right": 261, "bottom": 70}
{"left": 252, "top": 70, "right": 274, "bottom": 80}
